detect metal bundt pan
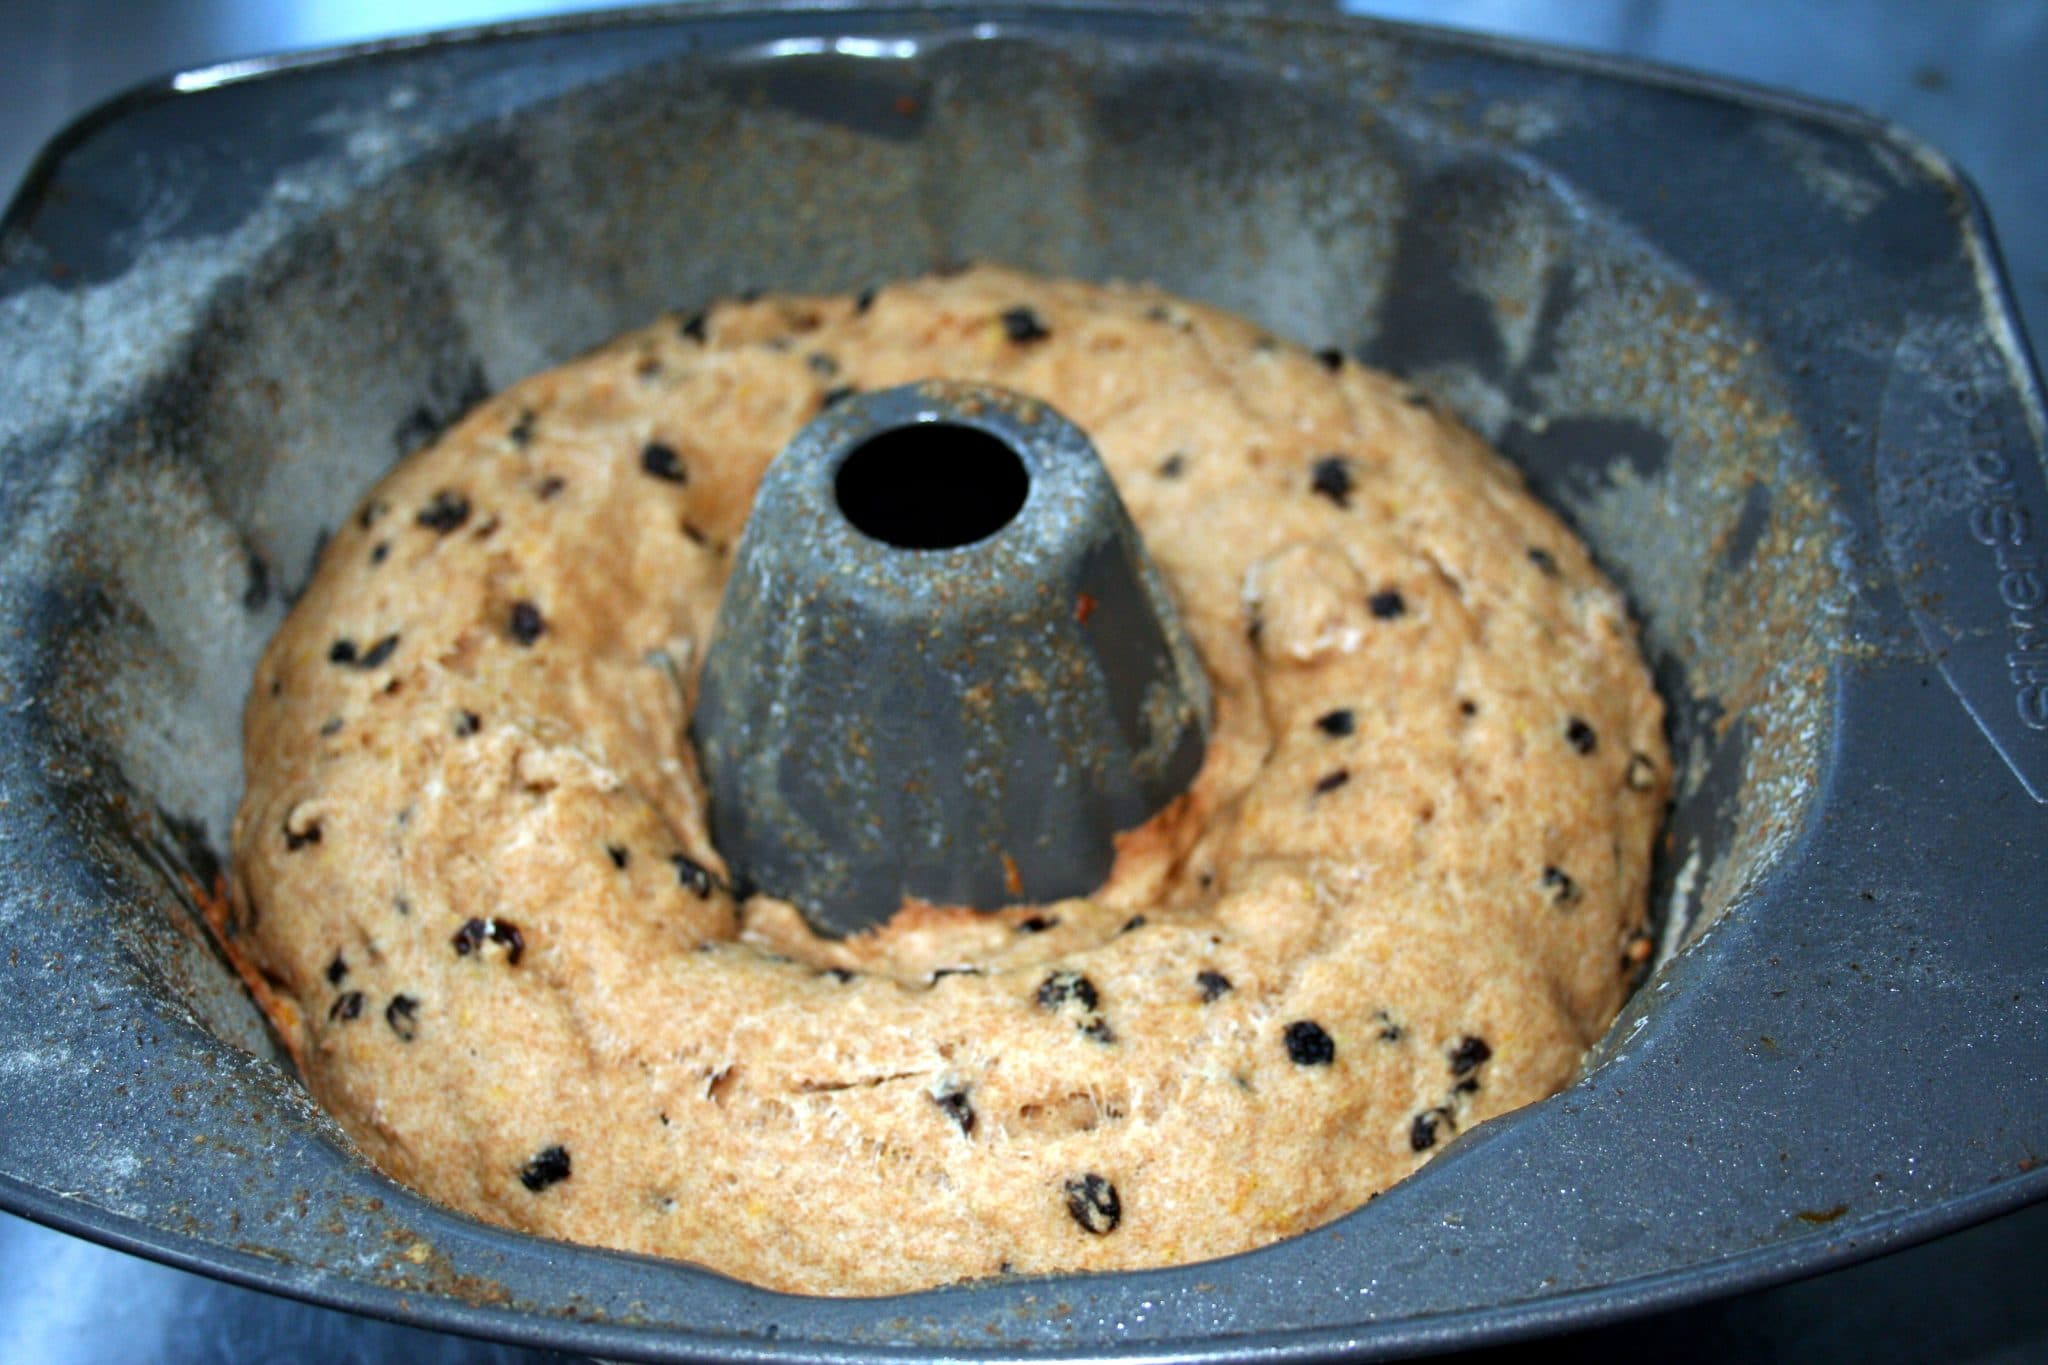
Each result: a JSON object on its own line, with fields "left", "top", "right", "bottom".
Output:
{"left": 1, "top": 3, "right": 2044, "bottom": 1358}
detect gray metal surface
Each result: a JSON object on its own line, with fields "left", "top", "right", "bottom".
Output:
{"left": 695, "top": 382, "right": 1208, "bottom": 931}
{"left": 4, "top": 1, "right": 2042, "bottom": 355}
{"left": 0, "top": 3, "right": 2043, "bottom": 1361}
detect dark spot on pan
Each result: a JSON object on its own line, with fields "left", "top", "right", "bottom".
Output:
{"left": 392, "top": 361, "right": 489, "bottom": 457}
{"left": 156, "top": 808, "right": 221, "bottom": 891}
{"left": 1722, "top": 479, "right": 1773, "bottom": 572}
{"left": 242, "top": 552, "right": 271, "bottom": 610}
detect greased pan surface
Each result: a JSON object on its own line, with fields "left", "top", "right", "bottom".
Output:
{"left": 0, "top": 4, "right": 2044, "bottom": 1359}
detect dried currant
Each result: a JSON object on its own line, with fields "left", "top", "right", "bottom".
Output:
{"left": 385, "top": 994, "right": 420, "bottom": 1041}
{"left": 641, "top": 441, "right": 687, "bottom": 484}
{"left": 1079, "top": 1018, "right": 1117, "bottom": 1045}
{"left": 1315, "top": 708, "right": 1355, "bottom": 737}
{"left": 1063, "top": 1174, "right": 1121, "bottom": 1234}
{"left": 1542, "top": 865, "right": 1580, "bottom": 905}
{"left": 1035, "top": 971, "right": 1100, "bottom": 1012}
{"left": 1284, "top": 1020, "right": 1336, "bottom": 1066}
{"left": 358, "top": 633, "right": 400, "bottom": 669}
{"left": 1448, "top": 1035, "right": 1492, "bottom": 1076}
{"left": 520, "top": 1144, "right": 571, "bottom": 1191}
{"left": 508, "top": 601, "right": 545, "bottom": 646}
{"left": 672, "top": 853, "right": 716, "bottom": 899}
{"left": 1000, "top": 306, "right": 1049, "bottom": 343}
{"left": 452, "top": 918, "right": 488, "bottom": 956}
{"left": 416, "top": 490, "right": 470, "bottom": 534}
{"left": 1309, "top": 455, "right": 1353, "bottom": 508}
{"left": 934, "top": 1088, "right": 976, "bottom": 1135}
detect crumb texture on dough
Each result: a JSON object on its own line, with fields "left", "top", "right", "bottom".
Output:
{"left": 230, "top": 267, "right": 1667, "bottom": 1296}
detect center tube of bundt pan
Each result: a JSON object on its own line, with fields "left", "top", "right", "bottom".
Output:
{"left": 690, "top": 381, "right": 1210, "bottom": 938}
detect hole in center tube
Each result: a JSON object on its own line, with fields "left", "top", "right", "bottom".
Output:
{"left": 835, "top": 423, "right": 1029, "bottom": 550}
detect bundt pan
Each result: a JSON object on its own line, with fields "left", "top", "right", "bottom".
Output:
{"left": 1, "top": 1, "right": 2044, "bottom": 1358}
